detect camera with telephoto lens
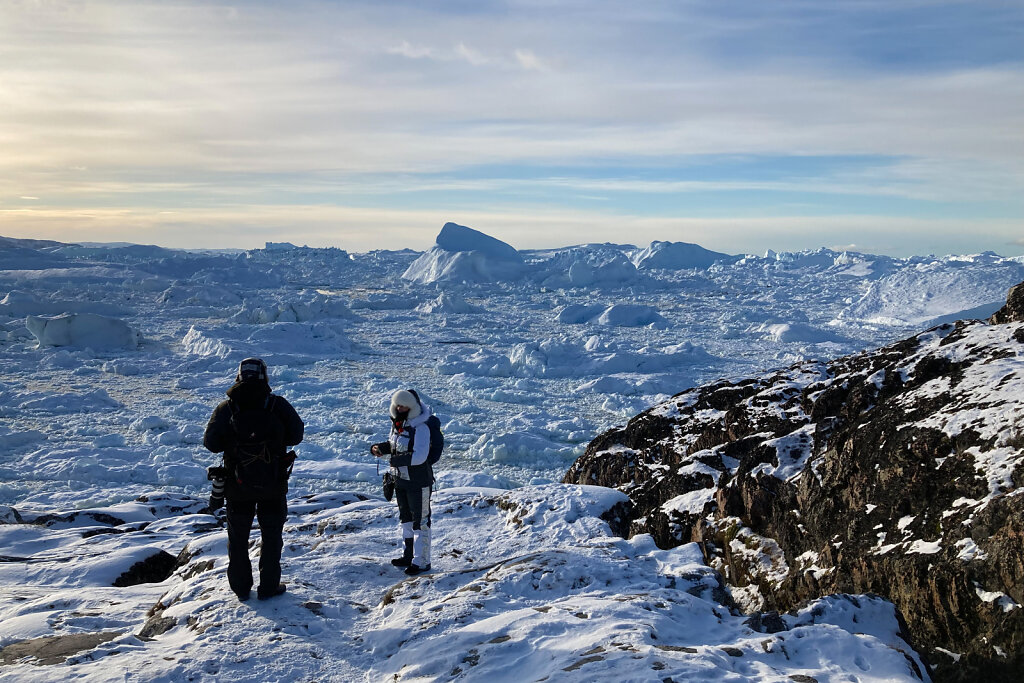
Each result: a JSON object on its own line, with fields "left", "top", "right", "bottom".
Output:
{"left": 207, "top": 466, "right": 228, "bottom": 511}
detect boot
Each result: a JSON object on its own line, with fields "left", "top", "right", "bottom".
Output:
{"left": 404, "top": 562, "right": 431, "bottom": 576}
{"left": 257, "top": 583, "right": 286, "bottom": 600}
{"left": 391, "top": 538, "right": 414, "bottom": 567}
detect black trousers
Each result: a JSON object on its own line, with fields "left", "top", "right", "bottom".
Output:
{"left": 395, "top": 482, "right": 432, "bottom": 529}
{"left": 225, "top": 493, "right": 287, "bottom": 595}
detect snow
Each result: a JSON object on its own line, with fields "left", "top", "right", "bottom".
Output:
{"left": 973, "top": 583, "right": 1020, "bottom": 613}
{"left": 0, "top": 486, "right": 929, "bottom": 681}
{"left": 838, "top": 252, "right": 1024, "bottom": 326}
{"left": 415, "top": 291, "right": 483, "bottom": 315}
{"left": 753, "top": 322, "right": 848, "bottom": 344}
{"left": 3, "top": 225, "right": 1019, "bottom": 678}
{"left": 907, "top": 540, "right": 942, "bottom": 555}
{"left": 662, "top": 488, "right": 716, "bottom": 516}
{"left": 955, "top": 538, "right": 987, "bottom": 562}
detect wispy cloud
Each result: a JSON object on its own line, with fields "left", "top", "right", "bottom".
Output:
{"left": 455, "top": 42, "right": 489, "bottom": 66}
{"left": 388, "top": 41, "right": 436, "bottom": 60}
{"left": 0, "top": 0, "right": 1020, "bottom": 253}
{"left": 515, "top": 49, "right": 548, "bottom": 71}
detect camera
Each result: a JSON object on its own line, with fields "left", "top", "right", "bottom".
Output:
{"left": 207, "top": 466, "right": 228, "bottom": 510}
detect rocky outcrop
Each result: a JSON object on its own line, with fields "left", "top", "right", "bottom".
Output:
{"left": 989, "top": 281, "right": 1024, "bottom": 325}
{"left": 565, "top": 280, "right": 1024, "bottom": 682}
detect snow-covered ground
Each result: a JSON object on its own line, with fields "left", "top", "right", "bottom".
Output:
{"left": 1, "top": 227, "right": 1020, "bottom": 679}
{"left": 1, "top": 485, "right": 929, "bottom": 681}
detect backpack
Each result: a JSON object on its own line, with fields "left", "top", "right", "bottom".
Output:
{"left": 405, "top": 413, "right": 445, "bottom": 466}
{"left": 405, "top": 389, "right": 444, "bottom": 466}
{"left": 424, "top": 414, "right": 444, "bottom": 466}
{"left": 229, "top": 396, "right": 288, "bottom": 495}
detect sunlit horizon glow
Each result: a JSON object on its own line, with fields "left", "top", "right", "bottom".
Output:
{"left": 1, "top": 1, "right": 1022, "bottom": 257}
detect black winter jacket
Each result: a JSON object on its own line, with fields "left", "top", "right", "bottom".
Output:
{"left": 204, "top": 379, "right": 304, "bottom": 500}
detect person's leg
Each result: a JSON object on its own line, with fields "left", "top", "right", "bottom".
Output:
{"left": 226, "top": 498, "right": 257, "bottom": 598}
{"left": 256, "top": 493, "right": 287, "bottom": 598}
{"left": 408, "top": 485, "right": 432, "bottom": 573}
{"left": 393, "top": 486, "right": 414, "bottom": 566}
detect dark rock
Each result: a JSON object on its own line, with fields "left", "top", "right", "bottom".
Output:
{"left": 30, "top": 511, "right": 125, "bottom": 527}
{"left": 112, "top": 550, "right": 177, "bottom": 587}
{"left": 744, "top": 611, "right": 787, "bottom": 634}
{"left": 0, "top": 631, "right": 119, "bottom": 665}
{"left": 989, "top": 280, "right": 1024, "bottom": 324}
{"left": 137, "top": 616, "right": 177, "bottom": 640}
{"left": 0, "top": 505, "right": 24, "bottom": 523}
{"left": 566, "top": 280, "right": 1024, "bottom": 682}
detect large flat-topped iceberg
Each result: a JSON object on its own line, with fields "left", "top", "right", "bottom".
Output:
{"left": 403, "top": 222, "right": 526, "bottom": 284}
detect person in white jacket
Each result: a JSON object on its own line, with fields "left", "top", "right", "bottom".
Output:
{"left": 371, "top": 389, "right": 436, "bottom": 575}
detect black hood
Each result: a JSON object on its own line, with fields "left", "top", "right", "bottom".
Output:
{"left": 226, "top": 379, "right": 271, "bottom": 409}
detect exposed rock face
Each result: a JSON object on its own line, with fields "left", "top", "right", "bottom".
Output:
{"left": 112, "top": 550, "right": 178, "bottom": 587}
{"left": 565, "top": 281, "right": 1024, "bottom": 682}
{"left": 989, "top": 281, "right": 1024, "bottom": 325}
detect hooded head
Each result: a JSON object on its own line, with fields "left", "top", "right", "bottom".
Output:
{"left": 390, "top": 389, "right": 422, "bottom": 420}
{"left": 236, "top": 357, "right": 269, "bottom": 384}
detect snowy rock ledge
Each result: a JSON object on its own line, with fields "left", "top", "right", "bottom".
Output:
{"left": 567, "top": 280, "right": 1024, "bottom": 682}
{"left": 0, "top": 485, "right": 927, "bottom": 681}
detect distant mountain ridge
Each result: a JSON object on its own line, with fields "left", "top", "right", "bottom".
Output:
{"left": 564, "top": 280, "right": 1024, "bottom": 682}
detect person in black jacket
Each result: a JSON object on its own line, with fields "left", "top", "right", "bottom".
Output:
{"left": 371, "top": 389, "right": 436, "bottom": 576}
{"left": 204, "top": 358, "right": 304, "bottom": 601}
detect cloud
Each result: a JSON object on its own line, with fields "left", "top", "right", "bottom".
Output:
{"left": 515, "top": 49, "right": 547, "bottom": 71}
{"left": 388, "top": 41, "right": 436, "bottom": 60}
{"left": 455, "top": 42, "right": 489, "bottom": 66}
{"left": 0, "top": 1, "right": 1020, "bottom": 252}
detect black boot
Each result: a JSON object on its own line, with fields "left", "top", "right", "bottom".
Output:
{"left": 391, "top": 538, "right": 414, "bottom": 567}
{"left": 257, "top": 583, "right": 286, "bottom": 600}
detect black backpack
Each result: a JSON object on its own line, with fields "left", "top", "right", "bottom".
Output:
{"left": 405, "top": 389, "right": 444, "bottom": 466}
{"left": 404, "top": 414, "right": 445, "bottom": 466}
{"left": 424, "top": 414, "right": 444, "bottom": 465}
{"left": 229, "top": 396, "right": 289, "bottom": 495}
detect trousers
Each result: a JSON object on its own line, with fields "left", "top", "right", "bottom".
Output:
{"left": 395, "top": 482, "right": 432, "bottom": 566}
{"left": 225, "top": 493, "right": 287, "bottom": 596}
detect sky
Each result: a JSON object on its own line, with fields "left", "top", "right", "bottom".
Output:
{"left": 0, "top": 0, "right": 1022, "bottom": 257}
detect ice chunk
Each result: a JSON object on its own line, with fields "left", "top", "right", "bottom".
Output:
{"left": 632, "top": 240, "right": 735, "bottom": 271}
{"left": 25, "top": 313, "right": 140, "bottom": 350}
